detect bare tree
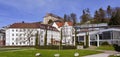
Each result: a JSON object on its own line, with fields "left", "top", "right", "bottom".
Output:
{"left": 16, "top": 29, "right": 41, "bottom": 46}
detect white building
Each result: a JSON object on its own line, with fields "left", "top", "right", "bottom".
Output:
{"left": 52, "top": 21, "right": 74, "bottom": 45}
{"left": 74, "top": 23, "right": 120, "bottom": 47}
{"left": 5, "top": 22, "right": 60, "bottom": 46}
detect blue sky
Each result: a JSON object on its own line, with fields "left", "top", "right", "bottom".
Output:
{"left": 0, "top": 0, "right": 120, "bottom": 27}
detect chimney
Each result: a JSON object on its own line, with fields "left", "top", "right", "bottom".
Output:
{"left": 22, "top": 21, "right": 25, "bottom": 23}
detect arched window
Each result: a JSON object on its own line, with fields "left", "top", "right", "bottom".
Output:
{"left": 48, "top": 20, "right": 53, "bottom": 24}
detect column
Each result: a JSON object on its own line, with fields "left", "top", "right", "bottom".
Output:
{"left": 84, "top": 35, "right": 86, "bottom": 46}
{"left": 97, "top": 34, "right": 100, "bottom": 47}
{"left": 88, "top": 35, "right": 90, "bottom": 47}
{"left": 74, "top": 36, "right": 76, "bottom": 46}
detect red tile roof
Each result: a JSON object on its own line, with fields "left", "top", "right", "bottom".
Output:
{"left": 9, "top": 22, "right": 59, "bottom": 31}
{"left": 55, "top": 22, "right": 73, "bottom": 27}
{"left": 9, "top": 23, "right": 40, "bottom": 28}
{"left": 67, "top": 22, "right": 73, "bottom": 26}
{"left": 56, "top": 22, "right": 64, "bottom": 28}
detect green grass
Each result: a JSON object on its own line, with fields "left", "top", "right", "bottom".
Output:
{"left": 109, "top": 55, "right": 120, "bottom": 57}
{"left": 96, "top": 45, "right": 115, "bottom": 50}
{"left": 0, "top": 48, "right": 101, "bottom": 57}
{"left": 0, "top": 48, "right": 21, "bottom": 51}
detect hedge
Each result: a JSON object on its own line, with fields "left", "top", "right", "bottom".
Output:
{"left": 39, "top": 45, "right": 76, "bottom": 49}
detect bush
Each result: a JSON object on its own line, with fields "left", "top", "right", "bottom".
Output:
{"left": 101, "top": 42, "right": 110, "bottom": 45}
{"left": 113, "top": 44, "right": 120, "bottom": 52}
{"left": 62, "top": 45, "right": 76, "bottom": 49}
{"left": 78, "top": 42, "right": 84, "bottom": 45}
{"left": 39, "top": 45, "right": 59, "bottom": 49}
{"left": 39, "top": 45, "right": 76, "bottom": 49}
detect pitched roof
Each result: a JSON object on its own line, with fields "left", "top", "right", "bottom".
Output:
{"left": 55, "top": 22, "right": 73, "bottom": 27}
{"left": 9, "top": 22, "right": 59, "bottom": 31}
{"left": 9, "top": 23, "right": 40, "bottom": 28}
{"left": 44, "top": 13, "right": 63, "bottom": 19}
{"left": 55, "top": 22, "right": 64, "bottom": 28}
{"left": 67, "top": 22, "right": 73, "bottom": 26}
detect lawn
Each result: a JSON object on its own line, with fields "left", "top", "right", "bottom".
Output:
{"left": 0, "top": 48, "right": 101, "bottom": 57}
{"left": 96, "top": 45, "right": 115, "bottom": 50}
{"left": 109, "top": 55, "right": 120, "bottom": 57}
{"left": 0, "top": 48, "right": 21, "bottom": 52}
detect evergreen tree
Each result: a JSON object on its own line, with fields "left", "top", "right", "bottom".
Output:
{"left": 85, "top": 32, "right": 89, "bottom": 48}
{"left": 80, "top": 8, "right": 91, "bottom": 24}
{"left": 60, "top": 29, "right": 63, "bottom": 49}
{"left": 109, "top": 8, "right": 120, "bottom": 25}
{"left": 94, "top": 10, "right": 100, "bottom": 23}
{"left": 70, "top": 13, "right": 77, "bottom": 26}
{"left": 64, "top": 14, "right": 67, "bottom": 22}
{"left": 107, "top": 5, "right": 112, "bottom": 19}
{"left": 44, "top": 27, "right": 47, "bottom": 46}
{"left": 64, "top": 14, "right": 71, "bottom": 22}
{"left": 35, "top": 31, "right": 39, "bottom": 49}
{"left": 99, "top": 8, "right": 106, "bottom": 23}
{"left": 75, "top": 28, "right": 77, "bottom": 46}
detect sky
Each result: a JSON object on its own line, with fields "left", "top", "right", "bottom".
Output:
{"left": 0, "top": 0, "right": 120, "bottom": 28}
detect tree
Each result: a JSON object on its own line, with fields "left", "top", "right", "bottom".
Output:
{"left": 64, "top": 14, "right": 67, "bottom": 22}
{"left": 107, "top": 5, "right": 112, "bottom": 19}
{"left": 44, "top": 27, "right": 47, "bottom": 46}
{"left": 35, "top": 31, "right": 39, "bottom": 48}
{"left": 109, "top": 7, "right": 120, "bottom": 25}
{"left": 85, "top": 32, "right": 89, "bottom": 48}
{"left": 99, "top": 8, "right": 106, "bottom": 22}
{"left": 93, "top": 10, "right": 100, "bottom": 23}
{"left": 16, "top": 29, "right": 36, "bottom": 46}
{"left": 80, "top": 8, "right": 91, "bottom": 24}
{"left": 70, "top": 13, "right": 77, "bottom": 26}
{"left": 74, "top": 28, "right": 78, "bottom": 46}
{"left": 64, "top": 14, "right": 71, "bottom": 22}
{"left": 60, "top": 29, "right": 63, "bottom": 49}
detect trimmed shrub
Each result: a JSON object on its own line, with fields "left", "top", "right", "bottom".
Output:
{"left": 78, "top": 42, "right": 84, "bottom": 45}
{"left": 101, "top": 41, "right": 110, "bottom": 46}
{"left": 39, "top": 45, "right": 76, "bottom": 49}
{"left": 113, "top": 44, "right": 120, "bottom": 52}
{"left": 62, "top": 45, "right": 76, "bottom": 49}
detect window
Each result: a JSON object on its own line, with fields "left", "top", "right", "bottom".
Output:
{"left": 16, "top": 43, "right": 18, "bottom": 45}
{"left": 20, "top": 29, "right": 22, "bottom": 32}
{"left": 12, "top": 38, "right": 14, "bottom": 40}
{"left": 16, "top": 29, "right": 18, "bottom": 32}
{"left": 16, "top": 34, "right": 18, "bottom": 36}
{"left": 23, "top": 42, "right": 25, "bottom": 44}
{"left": 12, "top": 29, "right": 14, "bottom": 32}
{"left": 31, "top": 42, "right": 33, "bottom": 44}
{"left": 20, "top": 42, "right": 22, "bottom": 45}
{"left": 41, "top": 40, "right": 43, "bottom": 42}
{"left": 24, "top": 38, "right": 26, "bottom": 40}
{"left": 31, "top": 38, "right": 33, "bottom": 40}
{"left": 12, "top": 34, "right": 14, "bottom": 36}
{"left": 12, "top": 42, "right": 14, "bottom": 45}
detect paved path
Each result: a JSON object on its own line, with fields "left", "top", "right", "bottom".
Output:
{"left": 82, "top": 49, "right": 119, "bottom": 57}
{"left": 83, "top": 53, "right": 110, "bottom": 57}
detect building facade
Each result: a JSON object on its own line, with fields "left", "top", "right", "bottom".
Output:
{"left": 74, "top": 23, "right": 120, "bottom": 46}
{"left": 5, "top": 22, "right": 60, "bottom": 46}
{"left": 0, "top": 32, "right": 5, "bottom": 46}
{"left": 52, "top": 21, "right": 75, "bottom": 45}
{"left": 43, "top": 13, "right": 63, "bottom": 24}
